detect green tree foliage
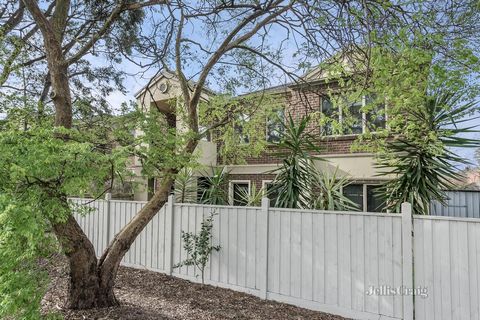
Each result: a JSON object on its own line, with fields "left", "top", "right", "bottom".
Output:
{"left": 173, "top": 213, "right": 220, "bottom": 285}
{"left": 0, "top": 195, "right": 54, "bottom": 319}
{"left": 200, "top": 93, "right": 283, "bottom": 164}
{"left": 0, "top": 125, "right": 129, "bottom": 317}
{"left": 377, "top": 90, "right": 480, "bottom": 214}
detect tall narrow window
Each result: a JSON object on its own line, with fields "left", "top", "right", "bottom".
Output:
{"left": 343, "top": 184, "right": 363, "bottom": 211}
{"left": 264, "top": 181, "right": 279, "bottom": 207}
{"left": 266, "top": 108, "right": 285, "bottom": 143}
{"left": 231, "top": 182, "right": 250, "bottom": 206}
{"left": 367, "top": 185, "right": 386, "bottom": 212}
{"left": 365, "top": 96, "right": 386, "bottom": 131}
{"left": 321, "top": 96, "right": 335, "bottom": 135}
{"left": 147, "top": 178, "right": 156, "bottom": 200}
{"left": 234, "top": 114, "right": 250, "bottom": 144}
{"left": 197, "top": 177, "right": 211, "bottom": 203}
{"left": 346, "top": 100, "right": 363, "bottom": 134}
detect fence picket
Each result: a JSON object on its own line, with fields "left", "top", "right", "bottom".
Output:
{"left": 71, "top": 197, "right": 480, "bottom": 320}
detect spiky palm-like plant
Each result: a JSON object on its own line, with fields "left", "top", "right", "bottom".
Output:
{"left": 377, "top": 91, "right": 480, "bottom": 214}
{"left": 174, "top": 168, "right": 197, "bottom": 203}
{"left": 311, "top": 167, "right": 359, "bottom": 211}
{"left": 199, "top": 166, "right": 230, "bottom": 205}
{"left": 237, "top": 183, "right": 264, "bottom": 207}
{"left": 268, "top": 114, "right": 324, "bottom": 209}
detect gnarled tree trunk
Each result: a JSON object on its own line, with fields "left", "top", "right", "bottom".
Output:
{"left": 52, "top": 215, "right": 118, "bottom": 309}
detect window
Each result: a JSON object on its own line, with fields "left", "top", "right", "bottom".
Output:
{"left": 343, "top": 184, "right": 363, "bottom": 211}
{"left": 197, "top": 177, "right": 211, "bottom": 203}
{"left": 365, "top": 96, "right": 386, "bottom": 132}
{"left": 263, "top": 180, "right": 279, "bottom": 206}
{"left": 266, "top": 109, "right": 285, "bottom": 143}
{"left": 320, "top": 95, "right": 386, "bottom": 136}
{"left": 343, "top": 183, "right": 387, "bottom": 213}
{"left": 367, "top": 185, "right": 386, "bottom": 212}
{"left": 321, "top": 96, "right": 335, "bottom": 135}
{"left": 147, "top": 178, "right": 156, "bottom": 200}
{"left": 234, "top": 114, "right": 250, "bottom": 144}
{"left": 230, "top": 181, "right": 250, "bottom": 206}
{"left": 346, "top": 100, "right": 363, "bottom": 134}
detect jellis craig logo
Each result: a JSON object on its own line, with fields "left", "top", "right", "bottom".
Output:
{"left": 366, "top": 285, "right": 428, "bottom": 298}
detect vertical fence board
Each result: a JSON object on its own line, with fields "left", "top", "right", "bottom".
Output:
{"left": 72, "top": 198, "right": 480, "bottom": 320}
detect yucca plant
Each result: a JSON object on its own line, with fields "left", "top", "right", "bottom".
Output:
{"left": 199, "top": 166, "right": 230, "bottom": 205}
{"left": 174, "top": 168, "right": 197, "bottom": 203}
{"left": 237, "top": 183, "right": 264, "bottom": 206}
{"left": 268, "top": 114, "right": 324, "bottom": 209}
{"left": 311, "top": 167, "right": 359, "bottom": 211}
{"left": 377, "top": 90, "right": 480, "bottom": 214}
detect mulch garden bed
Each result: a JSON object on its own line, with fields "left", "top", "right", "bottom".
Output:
{"left": 42, "top": 258, "right": 347, "bottom": 320}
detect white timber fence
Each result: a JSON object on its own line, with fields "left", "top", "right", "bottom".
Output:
{"left": 71, "top": 195, "right": 480, "bottom": 320}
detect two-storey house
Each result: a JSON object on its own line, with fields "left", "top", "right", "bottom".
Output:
{"left": 134, "top": 68, "right": 389, "bottom": 212}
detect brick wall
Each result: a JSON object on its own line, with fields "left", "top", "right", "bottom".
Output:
{"left": 218, "top": 82, "right": 362, "bottom": 166}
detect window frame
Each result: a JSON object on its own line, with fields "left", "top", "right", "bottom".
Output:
{"left": 265, "top": 108, "right": 285, "bottom": 143}
{"left": 320, "top": 95, "right": 387, "bottom": 136}
{"left": 342, "top": 183, "right": 386, "bottom": 213}
{"left": 229, "top": 180, "right": 251, "bottom": 206}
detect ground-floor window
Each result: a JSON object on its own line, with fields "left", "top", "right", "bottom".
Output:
{"left": 343, "top": 183, "right": 386, "bottom": 212}
{"left": 343, "top": 184, "right": 364, "bottom": 211}
{"left": 197, "top": 177, "right": 212, "bottom": 203}
{"left": 262, "top": 180, "right": 279, "bottom": 206}
{"left": 147, "top": 178, "right": 156, "bottom": 200}
{"left": 230, "top": 181, "right": 250, "bottom": 206}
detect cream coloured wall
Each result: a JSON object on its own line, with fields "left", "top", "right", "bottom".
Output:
{"left": 132, "top": 73, "right": 216, "bottom": 201}
{"left": 224, "top": 153, "right": 391, "bottom": 181}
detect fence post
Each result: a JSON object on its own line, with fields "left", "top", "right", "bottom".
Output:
{"left": 401, "top": 202, "right": 414, "bottom": 320}
{"left": 105, "top": 193, "right": 112, "bottom": 246}
{"left": 260, "top": 197, "right": 270, "bottom": 299}
{"left": 165, "top": 194, "right": 175, "bottom": 275}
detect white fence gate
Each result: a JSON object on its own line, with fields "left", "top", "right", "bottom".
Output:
{"left": 71, "top": 197, "right": 480, "bottom": 320}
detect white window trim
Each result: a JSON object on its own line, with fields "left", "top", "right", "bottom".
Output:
{"left": 229, "top": 180, "right": 251, "bottom": 206}
{"left": 265, "top": 109, "right": 285, "bottom": 143}
{"left": 262, "top": 180, "right": 273, "bottom": 197}
{"left": 343, "top": 183, "right": 384, "bottom": 212}
{"left": 320, "top": 95, "right": 387, "bottom": 137}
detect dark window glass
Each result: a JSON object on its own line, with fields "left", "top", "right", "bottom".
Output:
{"left": 197, "top": 177, "right": 211, "bottom": 203}
{"left": 343, "top": 184, "right": 363, "bottom": 211}
{"left": 147, "top": 178, "right": 155, "bottom": 200}
{"left": 346, "top": 101, "right": 363, "bottom": 134}
{"left": 234, "top": 114, "right": 250, "bottom": 144}
{"left": 265, "top": 182, "right": 279, "bottom": 207}
{"left": 367, "top": 185, "right": 387, "bottom": 212}
{"left": 266, "top": 109, "right": 285, "bottom": 143}
{"left": 321, "top": 97, "right": 335, "bottom": 135}
{"left": 365, "top": 96, "right": 386, "bottom": 131}
{"left": 232, "top": 182, "right": 249, "bottom": 206}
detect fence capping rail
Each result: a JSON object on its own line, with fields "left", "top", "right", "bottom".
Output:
{"left": 72, "top": 197, "right": 480, "bottom": 320}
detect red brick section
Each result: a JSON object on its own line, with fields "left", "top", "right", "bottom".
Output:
{"left": 218, "top": 82, "right": 363, "bottom": 166}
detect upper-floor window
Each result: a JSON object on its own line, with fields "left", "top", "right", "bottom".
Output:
{"left": 321, "top": 97, "right": 336, "bottom": 135}
{"left": 320, "top": 95, "right": 386, "bottom": 135}
{"left": 234, "top": 114, "right": 250, "bottom": 144}
{"left": 266, "top": 108, "right": 285, "bottom": 143}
